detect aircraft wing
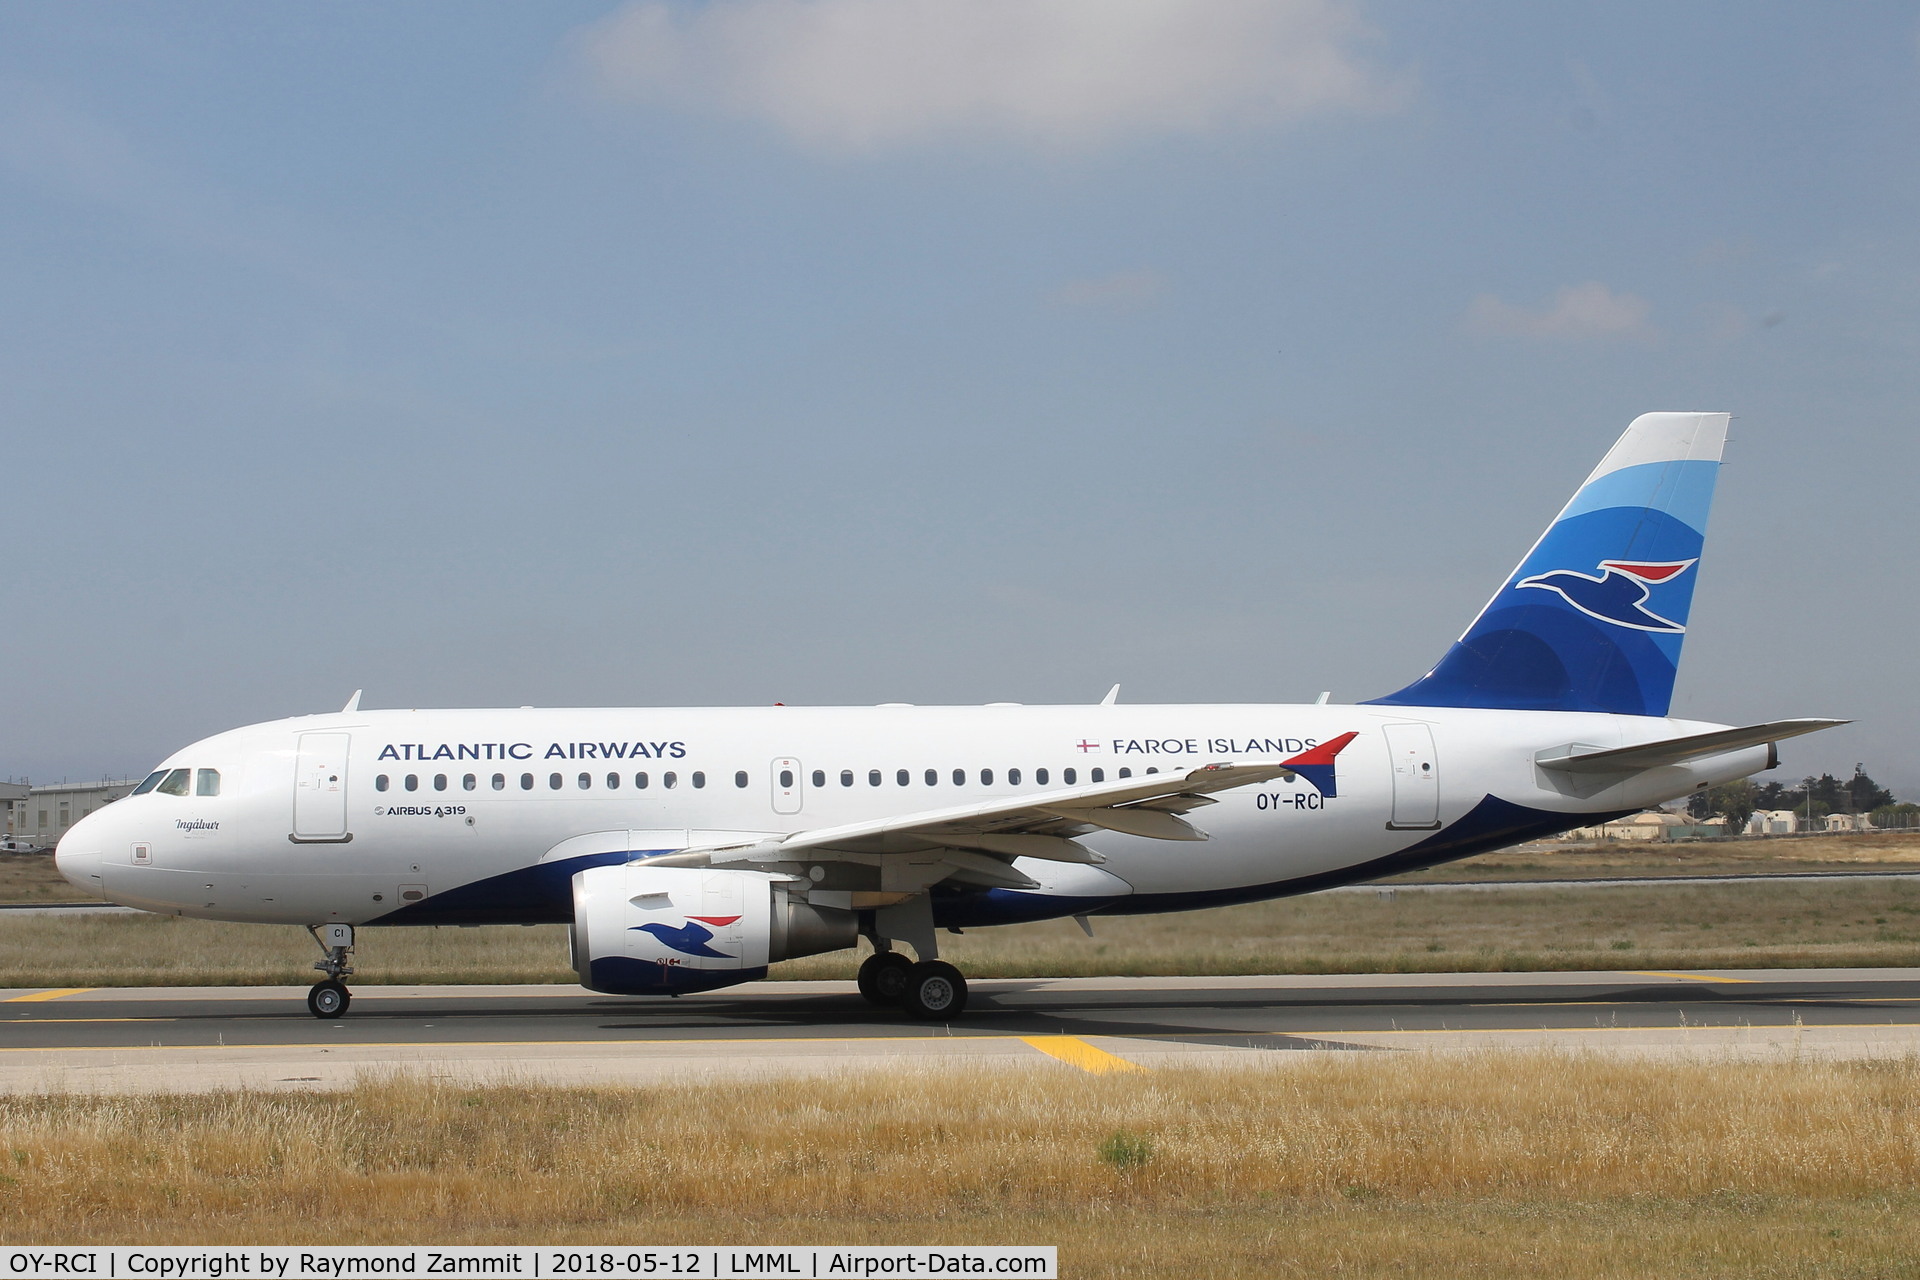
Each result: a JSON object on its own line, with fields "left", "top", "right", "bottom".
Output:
{"left": 659, "top": 734, "right": 1361, "bottom": 890}
{"left": 752, "top": 760, "right": 1289, "bottom": 858}
{"left": 1535, "top": 718, "right": 1848, "bottom": 774}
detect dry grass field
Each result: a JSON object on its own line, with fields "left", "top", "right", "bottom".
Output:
{"left": 1385, "top": 829, "right": 1920, "bottom": 881}
{"left": 4, "top": 1054, "right": 1920, "bottom": 1277}
{"left": 0, "top": 853, "right": 91, "bottom": 902}
{"left": 4, "top": 874, "right": 1919, "bottom": 987}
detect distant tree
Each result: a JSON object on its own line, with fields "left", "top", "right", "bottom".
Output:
{"left": 1698, "top": 780, "right": 1756, "bottom": 829}
{"left": 1809, "top": 773, "right": 1847, "bottom": 814}
{"left": 1846, "top": 764, "right": 1894, "bottom": 814}
{"left": 1731, "top": 766, "right": 1896, "bottom": 824}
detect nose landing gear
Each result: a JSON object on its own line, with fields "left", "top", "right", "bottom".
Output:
{"left": 307, "top": 979, "right": 350, "bottom": 1018}
{"left": 305, "top": 923, "right": 355, "bottom": 1019}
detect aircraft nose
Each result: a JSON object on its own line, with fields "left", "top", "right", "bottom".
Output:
{"left": 54, "top": 811, "right": 108, "bottom": 898}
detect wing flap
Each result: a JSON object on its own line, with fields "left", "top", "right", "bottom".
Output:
{"left": 1036, "top": 805, "right": 1207, "bottom": 841}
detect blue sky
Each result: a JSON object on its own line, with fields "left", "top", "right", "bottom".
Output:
{"left": 4, "top": 1, "right": 1918, "bottom": 794}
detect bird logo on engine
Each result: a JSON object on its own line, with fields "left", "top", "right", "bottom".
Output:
{"left": 630, "top": 914, "right": 741, "bottom": 959}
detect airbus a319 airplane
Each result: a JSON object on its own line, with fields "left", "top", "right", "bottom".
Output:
{"left": 56, "top": 412, "right": 1842, "bottom": 1020}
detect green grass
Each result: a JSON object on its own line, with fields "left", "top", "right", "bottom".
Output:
{"left": 5, "top": 876, "right": 1919, "bottom": 988}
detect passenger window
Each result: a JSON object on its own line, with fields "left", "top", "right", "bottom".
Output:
{"left": 780, "top": 769, "right": 794, "bottom": 788}
{"left": 578, "top": 773, "right": 591, "bottom": 790}
{"left": 133, "top": 770, "right": 168, "bottom": 796}
{"left": 1036, "top": 768, "right": 1049, "bottom": 785}
{"left": 195, "top": 769, "right": 221, "bottom": 797}
{"left": 156, "top": 769, "right": 191, "bottom": 797}
{"left": 735, "top": 771, "right": 749, "bottom": 788}
{"left": 492, "top": 774, "right": 506, "bottom": 791}
{"left": 463, "top": 773, "right": 477, "bottom": 791}
{"left": 1119, "top": 768, "right": 1133, "bottom": 779}
{"left": 898, "top": 770, "right": 910, "bottom": 786}
{"left": 404, "top": 775, "right": 419, "bottom": 792}
{"left": 840, "top": 770, "right": 853, "bottom": 787}
{"left": 1091, "top": 768, "right": 1104, "bottom": 782}
{"left": 869, "top": 770, "right": 882, "bottom": 787}
{"left": 520, "top": 773, "right": 534, "bottom": 790}
{"left": 663, "top": 772, "right": 677, "bottom": 789}
{"left": 1064, "top": 767, "right": 1076, "bottom": 785}
{"left": 434, "top": 774, "right": 448, "bottom": 791}
{"left": 607, "top": 772, "right": 620, "bottom": 790}
{"left": 1008, "top": 768, "right": 1021, "bottom": 786}
{"left": 636, "top": 773, "right": 649, "bottom": 789}
{"left": 375, "top": 775, "right": 390, "bottom": 793}
{"left": 811, "top": 770, "right": 825, "bottom": 788}
{"left": 1146, "top": 767, "right": 1159, "bottom": 775}
{"left": 549, "top": 773, "right": 563, "bottom": 790}
{"left": 952, "top": 769, "right": 965, "bottom": 786}
{"left": 980, "top": 768, "right": 993, "bottom": 786}
{"left": 692, "top": 771, "right": 706, "bottom": 789}
{"left": 925, "top": 769, "right": 937, "bottom": 786}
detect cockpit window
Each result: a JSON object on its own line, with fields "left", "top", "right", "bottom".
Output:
{"left": 195, "top": 769, "right": 221, "bottom": 797}
{"left": 155, "top": 769, "right": 191, "bottom": 797}
{"left": 132, "top": 770, "right": 168, "bottom": 796}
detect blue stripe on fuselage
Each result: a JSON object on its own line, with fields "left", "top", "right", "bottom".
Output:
{"left": 366, "top": 848, "right": 677, "bottom": 925}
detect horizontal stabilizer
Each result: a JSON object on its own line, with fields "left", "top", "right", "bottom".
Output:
{"left": 1535, "top": 718, "right": 1848, "bottom": 774}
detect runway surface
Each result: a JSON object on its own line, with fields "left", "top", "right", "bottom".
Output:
{"left": 4, "top": 969, "right": 1919, "bottom": 1091}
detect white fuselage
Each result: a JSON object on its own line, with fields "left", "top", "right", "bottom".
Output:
{"left": 55, "top": 702, "right": 1763, "bottom": 929}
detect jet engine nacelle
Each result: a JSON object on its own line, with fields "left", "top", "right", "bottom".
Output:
{"left": 571, "top": 863, "right": 858, "bottom": 995}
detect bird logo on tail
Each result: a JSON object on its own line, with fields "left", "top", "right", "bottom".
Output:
{"left": 1515, "top": 560, "right": 1697, "bottom": 633}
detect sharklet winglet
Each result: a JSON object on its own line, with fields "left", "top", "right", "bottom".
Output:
{"left": 1279, "top": 731, "right": 1358, "bottom": 799}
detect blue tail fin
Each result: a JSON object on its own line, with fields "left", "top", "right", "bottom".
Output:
{"left": 1368, "top": 412, "right": 1729, "bottom": 716}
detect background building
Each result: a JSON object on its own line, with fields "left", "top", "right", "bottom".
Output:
{"left": 2, "top": 780, "right": 139, "bottom": 851}
{"left": 0, "top": 782, "right": 28, "bottom": 842}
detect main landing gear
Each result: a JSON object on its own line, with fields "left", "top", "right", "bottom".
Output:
{"left": 306, "top": 923, "right": 355, "bottom": 1019}
{"left": 857, "top": 951, "right": 969, "bottom": 1020}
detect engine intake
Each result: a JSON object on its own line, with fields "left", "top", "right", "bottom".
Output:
{"left": 571, "top": 864, "right": 857, "bottom": 995}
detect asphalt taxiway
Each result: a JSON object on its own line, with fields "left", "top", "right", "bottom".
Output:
{"left": 4, "top": 969, "right": 1919, "bottom": 1092}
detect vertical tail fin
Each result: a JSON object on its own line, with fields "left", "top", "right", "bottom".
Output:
{"left": 1368, "top": 412, "right": 1729, "bottom": 716}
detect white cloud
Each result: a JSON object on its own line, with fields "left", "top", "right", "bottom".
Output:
{"left": 1048, "top": 269, "right": 1166, "bottom": 309}
{"left": 574, "top": 0, "right": 1402, "bottom": 151}
{"left": 1464, "top": 282, "right": 1655, "bottom": 342}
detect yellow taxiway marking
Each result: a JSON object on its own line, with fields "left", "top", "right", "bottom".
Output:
{"left": 3, "top": 988, "right": 93, "bottom": 1003}
{"left": 1631, "top": 972, "right": 1757, "bottom": 984}
{"left": 1021, "top": 1035, "right": 1146, "bottom": 1073}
